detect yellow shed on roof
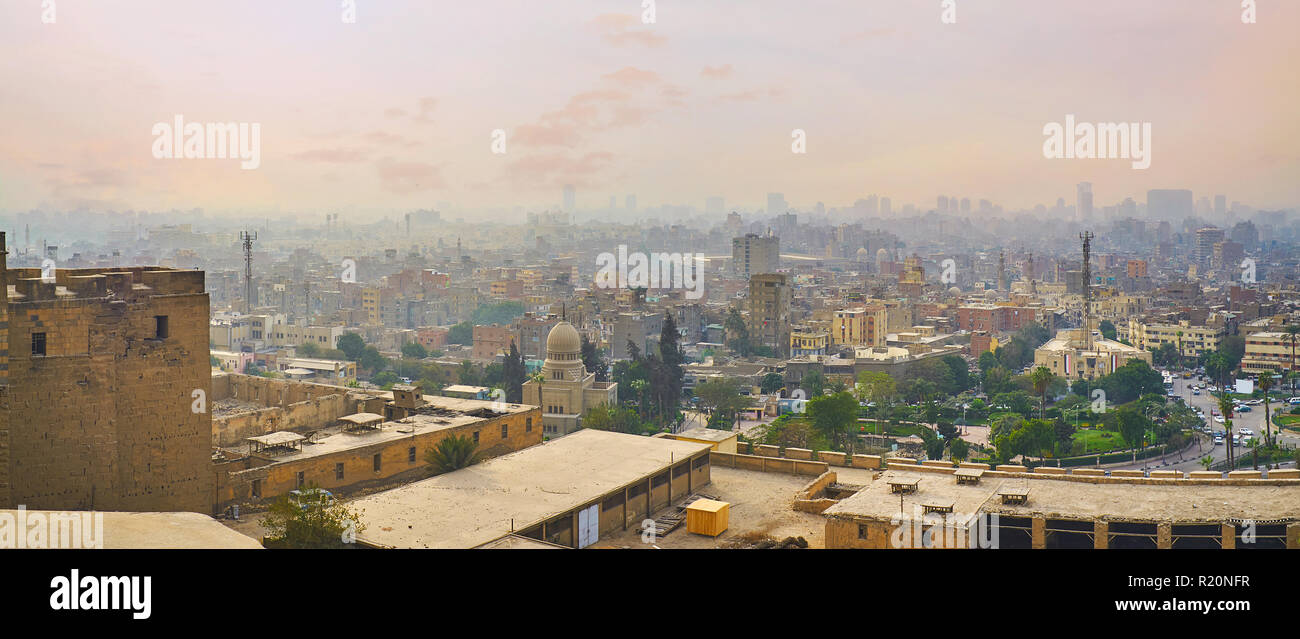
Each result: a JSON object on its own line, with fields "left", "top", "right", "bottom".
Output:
{"left": 686, "top": 499, "right": 730, "bottom": 537}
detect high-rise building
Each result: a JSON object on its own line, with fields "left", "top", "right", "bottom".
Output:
{"left": 625, "top": 194, "right": 636, "bottom": 212}
{"left": 562, "top": 185, "right": 576, "bottom": 214}
{"left": 1214, "top": 195, "right": 1226, "bottom": 217}
{"left": 766, "top": 192, "right": 788, "bottom": 215}
{"left": 880, "top": 197, "right": 891, "bottom": 216}
{"left": 747, "top": 273, "right": 790, "bottom": 357}
{"left": 731, "top": 233, "right": 780, "bottom": 279}
{"left": 1077, "top": 182, "right": 1093, "bottom": 221}
{"left": 1194, "top": 226, "right": 1225, "bottom": 267}
{"left": 1147, "top": 189, "right": 1193, "bottom": 221}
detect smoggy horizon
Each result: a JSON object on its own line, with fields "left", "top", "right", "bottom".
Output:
{"left": 2, "top": 1, "right": 1297, "bottom": 218}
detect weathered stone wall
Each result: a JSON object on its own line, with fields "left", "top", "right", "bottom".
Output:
{"left": 211, "top": 374, "right": 356, "bottom": 447}
{"left": 215, "top": 407, "right": 543, "bottom": 511}
{"left": 1, "top": 267, "right": 210, "bottom": 513}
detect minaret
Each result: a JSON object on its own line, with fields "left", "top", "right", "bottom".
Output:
{"left": 997, "top": 251, "right": 1008, "bottom": 292}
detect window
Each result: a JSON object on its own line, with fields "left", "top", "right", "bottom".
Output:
{"left": 335, "top": 463, "right": 344, "bottom": 480}
{"left": 296, "top": 471, "right": 305, "bottom": 488}
{"left": 32, "top": 332, "right": 46, "bottom": 356}
{"left": 526, "top": 417, "right": 532, "bottom": 432}
{"left": 373, "top": 453, "right": 382, "bottom": 472}
{"left": 408, "top": 446, "right": 416, "bottom": 462}
{"left": 251, "top": 479, "right": 261, "bottom": 499}
{"left": 501, "top": 424, "right": 509, "bottom": 439}
{"left": 154, "top": 315, "right": 169, "bottom": 339}
{"left": 473, "top": 431, "right": 480, "bottom": 444}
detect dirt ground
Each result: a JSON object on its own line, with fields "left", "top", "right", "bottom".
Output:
{"left": 596, "top": 466, "right": 829, "bottom": 549}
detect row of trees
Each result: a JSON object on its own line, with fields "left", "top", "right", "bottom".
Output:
{"left": 611, "top": 312, "right": 685, "bottom": 427}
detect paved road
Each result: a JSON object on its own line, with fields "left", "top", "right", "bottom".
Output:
{"left": 1108, "top": 373, "right": 1300, "bottom": 473}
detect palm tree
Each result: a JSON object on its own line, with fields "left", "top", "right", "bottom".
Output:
{"left": 1217, "top": 394, "right": 1235, "bottom": 469}
{"left": 1258, "top": 372, "right": 1274, "bottom": 449}
{"left": 425, "top": 434, "right": 480, "bottom": 474}
{"left": 1175, "top": 330, "right": 1184, "bottom": 370}
{"left": 1030, "top": 366, "right": 1054, "bottom": 419}
{"left": 1286, "top": 324, "right": 1300, "bottom": 393}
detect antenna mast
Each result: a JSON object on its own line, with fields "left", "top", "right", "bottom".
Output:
{"left": 1079, "top": 231, "right": 1094, "bottom": 351}
{"left": 240, "top": 230, "right": 257, "bottom": 313}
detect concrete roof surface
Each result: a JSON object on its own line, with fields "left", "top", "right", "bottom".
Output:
{"left": 825, "top": 470, "right": 1300, "bottom": 524}
{"left": 351, "top": 430, "right": 711, "bottom": 549}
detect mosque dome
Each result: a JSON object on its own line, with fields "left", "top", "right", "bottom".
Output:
{"left": 546, "top": 321, "right": 582, "bottom": 357}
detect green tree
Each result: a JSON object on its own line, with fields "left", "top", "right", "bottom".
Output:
{"left": 761, "top": 372, "right": 785, "bottom": 394}
{"left": 503, "top": 340, "right": 525, "bottom": 404}
{"left": 1098, "top": 320, "right": 1117, "bottom": 341}
{"left": 580, "top": 334, "right": 608, "bottom": 382}
{"left": 336, "top": 332, "right": 365, "bottom": 360}
{"left": 1115, "top": 405, "right": 1149, "bottom": 462}
{"left": 695, "top": 377, "right": 747, "bottom": 424}
{"left": 260, "top": 485, "right": 365, "bottom": 549}
{"left": 372, "top": 370, "right": 399, "bottom": 388}
{"left": 298, "top": 341, "right": 323, "bottom": 357}
{"left": 807, "top": 392, "right": 858, "bottom": 453}
{"left": 1029, "top": 366, "right": 1055, "bottom": 419}
{"left": 424, "top": 435, "right": 481, "bottom": 474}
{"left": 1285, "top": 324, "right": 1300, "bottom": 392}
{"left": 458, "top": 360, "right": 482, "bottom": 386}
{"left": 723, "top": 307, "right": 752, "bottom": 357}
{"left": 802, "top": 369, "right": 826, "bottom": 397}
{"left": 949, "top": 438, "right": 970, "bottom": 463}
{"left": 447, "top": 322, "right": 473, "bottom": 345}
{"left": 471, "top": 301, "right": 526, "bottom": 326}
{"left": 401, "top": 342, "right": 428, "bottom": 359}
{"left": 359, "top": 345, "right": 387, "bottom": 373}
{"left": 1258, "top": 371, "right": 1275, "bottom": 448}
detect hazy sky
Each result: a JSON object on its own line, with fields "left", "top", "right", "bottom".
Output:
{"left": 1, "top": 0, "right": 1297, "bottom": 219}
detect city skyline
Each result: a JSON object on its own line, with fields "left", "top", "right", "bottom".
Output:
{"left": 1, "top": 0, "right": 1297, "bottom": 218}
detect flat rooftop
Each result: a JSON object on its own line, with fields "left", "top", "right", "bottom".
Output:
{"left": 0, "top": 510, "right": 264, "bottom": 549}
{"left": 673, "top": 427, "right": 738, "bottom": 443}
{"left": 351, "top": 429, "right": 712, "bottom": 549}
{"left": 825, "top": 470, "right": 1300, "bottom": 524}
{"left": 238, "top": 395, "right": 535, "bottom": 462}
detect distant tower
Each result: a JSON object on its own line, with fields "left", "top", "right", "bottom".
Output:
{"left": 240, "top": 230, "right": 257, "bottom": 313}
{"left": 1080, "top": 231, "right": 1094, "bottom": 350}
